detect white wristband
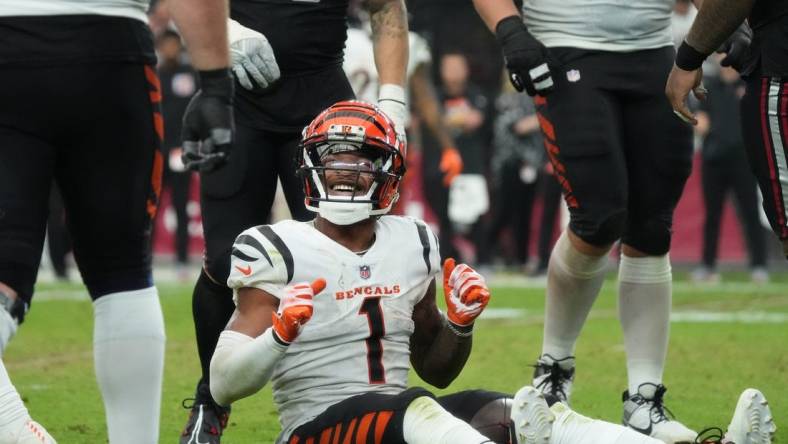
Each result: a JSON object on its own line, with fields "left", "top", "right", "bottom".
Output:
{"left": 378, "top": 83, "right": 408, "bottom": 131}
{"left": 209, "top": 328, "right": 287, "bottom": 406}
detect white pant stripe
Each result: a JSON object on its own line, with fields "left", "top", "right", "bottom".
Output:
{"left": 767, "top": 78, "right": 788, "bottom": 225}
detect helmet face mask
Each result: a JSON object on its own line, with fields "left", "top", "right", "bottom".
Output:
{"left": 298, "top": 101, "right": 406, "bottom": 225}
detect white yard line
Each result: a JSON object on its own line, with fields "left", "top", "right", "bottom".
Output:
{"left": 480, "top": 308, "right": 788, "bottom": 324}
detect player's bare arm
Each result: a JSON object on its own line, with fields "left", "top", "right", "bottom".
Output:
{"left": 686, "top": 0, "right": 755, "bottom": 55}
{"left": 409, "top": 64, "right": 463, "bottom": 186}
{"left": 409, "top": 281, "right": 473, "bottom": 389}
{"left": 363, "top": 0, "right": 409, "bottom": 132}
{"left": 472, "top": 0, "right": 520, "bottom": 32}
{"left": 167, "top": 0, "right": 231, "bottom": 71}
{"left": 364, "top": 0, "right": 408, "bottom": 87}
{"left": 226, "top": 287, "right": 278, "bottom": 337}
{"left": 411, "top": 260, "right": 490, "bottom": 388}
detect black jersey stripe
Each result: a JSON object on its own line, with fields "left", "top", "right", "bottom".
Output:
{"left": 234, "top": 234, "right": 273, "bottom": 267}
{"left": 415, "top": 222, "right": 431, "bottom": 274}
{"left": 257, "top": 226, "right": 294, "bottom": 283}
{"left": 231, "top": 247, "right": 259, "bottom": 263}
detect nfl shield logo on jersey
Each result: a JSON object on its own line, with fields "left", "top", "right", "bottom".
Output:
{"left": 566, "top": 69, "right": 581, "bottom": 82}
{"left": 359, "top": 265, "right": 371, "bottom": 280}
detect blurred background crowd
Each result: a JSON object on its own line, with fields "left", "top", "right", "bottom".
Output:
{"left": 42, "top": 0, "right": 785, "bottom": 285}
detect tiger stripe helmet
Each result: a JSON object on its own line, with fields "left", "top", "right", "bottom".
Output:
{"left": 298, "top": 100, "right": 407, "bottom": 224}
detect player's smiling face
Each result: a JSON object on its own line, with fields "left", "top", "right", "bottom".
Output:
{"left": 322, "top": 151, "right": 376, "bottom": 197}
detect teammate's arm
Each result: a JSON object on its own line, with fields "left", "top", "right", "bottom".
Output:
{"left": 167, "top": 0, "right": 230, "bottom": 70}
{"left": 472, "top": 0, "right": 554, "bottom": 96}
{"left": 410, "top": 281, "right": 473, "bottom": 388}
{"left": 209, "top": 281, "right": 325, "bottom": 405}
{"left": 363, "top": 0, "right": 409, "bottom": 131}
{"left": 409, "top": 64, "right": 463, "bottom": 186}
{"left": 168, "top": 0, "right": 235, "bottom": 172}
{"left": 472, "top": 0, "right": 519, "bottom": 33}
{"left": 666, "top": 0, "right": 755, "bottom": 124}
{"left": 685, "top": 0, "right": 755, "bottom": 56}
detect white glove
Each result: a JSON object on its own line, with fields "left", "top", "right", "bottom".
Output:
{"left": 229, "top": 18, "right": 280, "bottom": 90}
{"left": 378, "top": 83, "right": 408, "bottom": 142}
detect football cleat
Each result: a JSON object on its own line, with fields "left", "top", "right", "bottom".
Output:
{"left": 511, "top": 386, "right": 554, "bottom": 444}
{"left": 532, "top": 354, "right": 575, "bottom": 403}
{"left": 723, "top": 388, "right": 776, "bottom": 444}
{"left": 0, "top": 419, "right": 57, "bottom": 444}
{"left": 623, "top": 383, "right": 696, "bottom": 444}
{"left": 180, "top": 383, "right": 231, "bottom": 444}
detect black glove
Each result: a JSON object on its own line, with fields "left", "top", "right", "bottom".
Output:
{"left": 716, "top": 22, "right": 752, "bottom": 71}
{"left": 182, "top": 68, "right": 235, "bottom": 172}
{"left": 495, "top": 15, "right": 553, "bottom": 97}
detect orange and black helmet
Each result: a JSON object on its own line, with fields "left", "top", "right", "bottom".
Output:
{"left": 298, "top": 101, "right": 406, "bottom": 219}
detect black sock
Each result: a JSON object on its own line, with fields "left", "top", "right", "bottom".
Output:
{"left": 192, "top": 270, "right": 236, "bottom": 400}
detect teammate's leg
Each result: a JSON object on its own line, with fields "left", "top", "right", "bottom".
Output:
{"left": 619, "top": 47, "right": 695, "bottom": 443}
{"left": 274, "top": 131, "right": 313, "bottom": 222}
{"left": 183, "top": 123, "right": 286, "bottom": 443}
{"left": 741, "top": 75, "right": 788, "bottom": 260}
{"left": 729, "top": 160, "right": 768, "bottom": 273}
{"left": 531, "top": 50, "right": 628, "bottom": 402}
{"left": 0, "top": 108, "right": 58, "bottom": 442}
{"left": 700, "top": 160, "right": 728, "bottom": 274}
{"left": 57, "top": 64, "right": 166, "bottom": 444}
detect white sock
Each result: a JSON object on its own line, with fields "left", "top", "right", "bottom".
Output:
{"left": 0, "top": 359, "right": 28, "bottom": 428}
{"left": 93, "top": 287, "right": 165, "bottom": 444}
{"left": 542, "top": 231, "right": 609, "bottom": 359}
{"left": 403, "top": 397, "right": 492, "bottom": 444}
{"left": 549, "top": 402, "right": 661, "bottom": 444}
{"left": 617, "top": 254, "right": 671, "bottom": 395}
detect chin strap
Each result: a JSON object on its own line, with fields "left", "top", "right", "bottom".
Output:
{"left": 317, "top": 200, "right": 373, "bottom": 226}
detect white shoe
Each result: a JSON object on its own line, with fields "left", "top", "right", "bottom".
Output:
{"left": 724, "top": 388, "right": 776, "bottom": 444}
{"left": 623, "top": 383, "right": 696, "bottom": 444}
{"left": 511, "top": 386, "right": 554, "bottom": 444}
{"left": 0, "top": 419, "right": 57, "bottom": 444}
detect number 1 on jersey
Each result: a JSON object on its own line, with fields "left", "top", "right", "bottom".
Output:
{"left": 359, "top": 297, "right": 386, "bottom": 384}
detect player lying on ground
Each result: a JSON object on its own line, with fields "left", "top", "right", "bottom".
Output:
{"left": 207, "top": 101, "right": 775, "bottom": 444}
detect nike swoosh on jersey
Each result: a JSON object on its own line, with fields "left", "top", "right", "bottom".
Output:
{"left": 235, "top": 265, "right": 252, "bottom": 276}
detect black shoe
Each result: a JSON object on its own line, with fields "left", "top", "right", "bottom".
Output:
{"left": 532, "top": 354, "right": 575, "bottom": 404}
{"left": 180, "top": 383, "right": 231, "bottom": 444}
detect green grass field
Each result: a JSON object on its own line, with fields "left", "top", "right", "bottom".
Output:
{"left": 5, "top": 273, "right": 787, "bottom": 443}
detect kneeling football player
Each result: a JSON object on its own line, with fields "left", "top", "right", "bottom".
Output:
{"left": 208, "top": 101, "right": 775, "bottom": 444}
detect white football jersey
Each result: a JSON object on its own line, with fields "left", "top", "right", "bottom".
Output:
{"left": 343, "top": 28, "right": 432, "bottom": 106}
{"left": 522, "top": 0, "right": 674, "bottom": 51}
{"left": 0, "top": 0, "right": 149, "bottom": 22}
{"left": 227, "top": 216, "right": 441, "bottom": 440}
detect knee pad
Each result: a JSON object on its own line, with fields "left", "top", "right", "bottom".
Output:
{"left": 622, "top": 217, "right": 672, "bottom": 256}
{"left": 570, "top": 208, "right": 627, "bottom": 247}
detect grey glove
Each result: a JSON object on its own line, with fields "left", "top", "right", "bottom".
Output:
{"left": 229, "top": 18, "right": 280, "bottom": 90}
